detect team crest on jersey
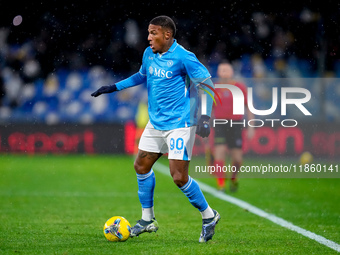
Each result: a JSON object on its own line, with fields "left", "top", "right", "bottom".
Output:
{"left": 167, "top": 60, "right": 173, "bottom": 67}
{"left": 149, "top": 66, "right": 154, "bottom": 75}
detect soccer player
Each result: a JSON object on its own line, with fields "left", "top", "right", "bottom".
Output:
{"left": 91, "top": 15, "right": 220, "bottom": 242}
{"left": 212, "top": 62, "right": 254, "bottom": 192}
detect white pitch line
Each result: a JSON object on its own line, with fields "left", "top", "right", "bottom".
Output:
{"left": 153, "top": 162, "right": 340, "bottom": 253}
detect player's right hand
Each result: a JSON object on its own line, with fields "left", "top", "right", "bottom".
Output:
{"left": 196, "top": 115, "right": 211, "bottom": 138}
{"left": 91, "top": 84, "right": 117, "bottom": 97}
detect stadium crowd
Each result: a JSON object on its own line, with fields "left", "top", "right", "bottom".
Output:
{"left": 0, "top": 2, "right": 339, "bottom": 123}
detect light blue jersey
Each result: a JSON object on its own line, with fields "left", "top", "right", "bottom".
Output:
{"left": 116, "top": 39, "right": 214, "bottom": 130}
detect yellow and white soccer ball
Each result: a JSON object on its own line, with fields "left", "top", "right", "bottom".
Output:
{"left": 300, "top": 151, "right": 313, "bottom": 165}
{"left": 103, "top": 216, "right": 131, "bottom": 242}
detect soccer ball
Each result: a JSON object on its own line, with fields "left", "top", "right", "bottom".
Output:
{"left": 300, "top": 151, "right": 313, "bottom": 165}
{"left": 103, "top": 216, "right": 131, "bottom": 242}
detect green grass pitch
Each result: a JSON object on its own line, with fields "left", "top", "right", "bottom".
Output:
{"left": 0, "top": 155, "right": 339, "bottom": 254}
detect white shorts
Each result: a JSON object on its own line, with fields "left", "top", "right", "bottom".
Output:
{"left": 138, "top": 121, "right": 197, "bottom": 161}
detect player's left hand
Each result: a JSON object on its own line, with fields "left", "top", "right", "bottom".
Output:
{"left": 196, "top": 115, "right": 210, "bottom": 138}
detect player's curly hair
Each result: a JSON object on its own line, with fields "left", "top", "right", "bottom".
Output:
{"left": 150, "top": 15, "right": 176, "bottom": 38}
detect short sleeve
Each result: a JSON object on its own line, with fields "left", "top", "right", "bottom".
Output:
{"left": 182, "top": 52, "right": 211, "bottom": 80}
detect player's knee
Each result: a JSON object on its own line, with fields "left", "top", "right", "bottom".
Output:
{"left": 172, "top": 173, "right": 188, "bottom": 188}
{"left": 134, "top": 161, "right": 149, "bottom": 174}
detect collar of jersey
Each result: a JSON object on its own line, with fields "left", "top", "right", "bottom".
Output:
{"left": 158, "top": 39, "right": 178, "bottom": 57}
{"left": 167, "top": 39, "right": 178, "bottom": 53}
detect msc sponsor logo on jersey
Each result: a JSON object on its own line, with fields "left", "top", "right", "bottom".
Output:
{"left": 149, "top": 66, "right": 173, "bottom": 79}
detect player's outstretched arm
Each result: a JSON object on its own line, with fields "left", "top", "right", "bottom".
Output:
{"left": 91, "top": 84, "right": 117, "bottom": 97}
{"left": 91, "top": 72, "right": 146, "bottom": 97}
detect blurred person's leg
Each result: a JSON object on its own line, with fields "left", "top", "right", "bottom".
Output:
{"left": 213, "top": 144, "right": 228, "bottom": 191}
{"left": 228, "top": 125, "right": 243, "bottom": 192}
{"left": 230, "top": 148, "right": 243, "bottom": 192}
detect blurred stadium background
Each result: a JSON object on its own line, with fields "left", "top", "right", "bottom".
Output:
{"left": 0, "top": 1, "right": 339, "bottom": 157}
{"left": 1, "top": 1, "right": 340, "bottom": 254}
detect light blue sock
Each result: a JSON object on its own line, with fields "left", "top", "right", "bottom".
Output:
{"left": 136, "top": 169, "right": 155, "bottom": 209}
{"left": 179, "top": 176, "right": 209, "bottom": 212}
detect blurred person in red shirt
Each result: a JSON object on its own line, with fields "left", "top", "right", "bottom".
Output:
{"left": 212, "top": 61, "right": 255, "bottom": 192}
